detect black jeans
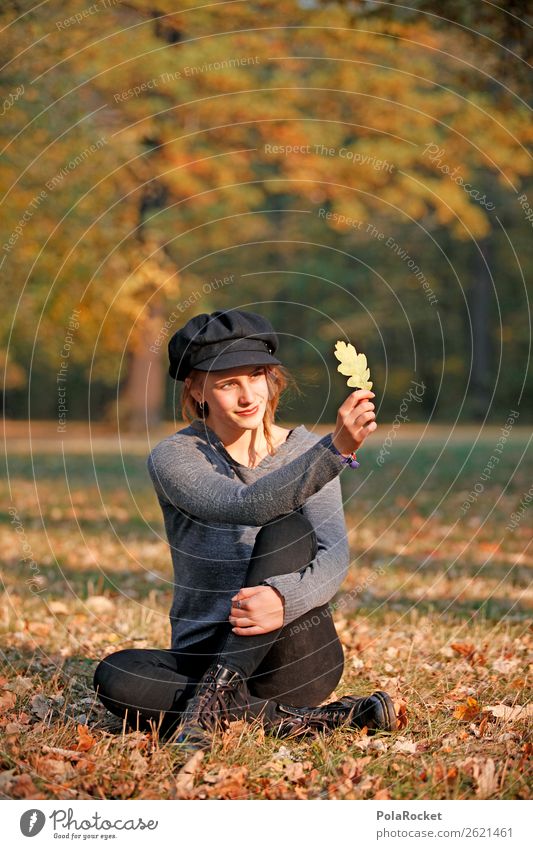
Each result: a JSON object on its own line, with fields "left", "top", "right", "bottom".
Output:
{"left": 92, "top": 511, "right": 345, "bottom": 736}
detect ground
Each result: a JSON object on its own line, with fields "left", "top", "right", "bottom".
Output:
{"left": 0, "top": 422, "right": 531, "bottom": 799}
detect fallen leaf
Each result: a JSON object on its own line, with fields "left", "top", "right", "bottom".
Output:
{"left": 492, "top": 658, "right": 520, "bottom": 675}
{"left": 85, "top": 595, "right": 115, "bottom": 615}
{"left": 9, "top": 773, "right": 42, "bottom": 799}
{"left": 205, "top": 765, "right": 248, "bottom": 800}
{"left": 49, "top": 601, "right": 69, "bottom": 615}
{"left": 394, "top": 698, "right": 409, "bottom": 729}
{"left": 76, "top": 723, "right": 96, "bottom": 751}
{"left": 473, "top": 759, "right": 499, "bottom": 799}
{"left": 0, "top": 690, "right": 17, "bottom": 711}
{"left": 175, "top": 750, "right": 204, "bottom": 796}
{"left": 368, "top": 738, "right": 388, "bottom": 752}
{"left": 374, "top": 787, "right": 392, "bottom": 799}
{"left": 451, "top": 642, "right": 476, "bottom": 660}
{"left": 130, "top": 748, "right": 148, "bottom": 779}
{"left": 340, "top": 755, "right": 371, "bottom": 782}
{"left": 30, "top": 694, "right": 51, "bottom": 719}
{"left": 0, "top": 769, "right": 16, "bottom": 793}
{"left": 283, "top": 761, "right": 306, "bottom": 782}
{"left": 392, "top": 737, "right": 418, "bottom": 754}
{"left": 454, "top": 697, "right": 480, "bottom": 721}
{"left": 5, "top": 721, "right": 25, "bottom": 735}
{"left": 42, "top": 746, "right": 83, "bottom": 760}
{"left": 35, "top": 756, "right": 75, "bottom": 781}
{"left": 4, "top": 677, "right": 33, "bottom": 696}
{"left": 483, "top": 704, "right": 533, "bottom": 722}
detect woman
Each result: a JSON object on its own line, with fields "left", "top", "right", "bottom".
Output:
{"left": 93, "top": 308, "right": 397, "bottom": 750}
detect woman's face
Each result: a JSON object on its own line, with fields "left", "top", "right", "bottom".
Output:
{"left": 188, "top": 365, "right": 270, "bottom": 430}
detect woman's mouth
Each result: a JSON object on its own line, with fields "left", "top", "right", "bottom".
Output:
{"left": 236, "top": 404, "right": 260, "bottom": 417}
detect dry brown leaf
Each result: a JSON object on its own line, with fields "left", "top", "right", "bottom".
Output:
{"left": 392, "top": 737, "right": 418, "bottom": 754}
{"left": 26, "top": 622, "right": 51, "bottom": 637}
{"left": 473, "top": 759, "right": 499, "bottom": 799}
{"left": 340, "top": 755, "right": 371, "bottom": 782}
{"left": 49, "top": 601, "right": 70, "bottom": 615}
{"left": 34, "top": 756, "right": 76, "bottom": 781}
{"left": 482, "top": 703, "right": 533, "bottom": 722}
{"left": 374, "top": 787, "right": 392, "bottom": 799}
{"left": 42, "top": 745, "right": 83, "bottom": 760}
{"left": 5, "top": 721, "right": 24, "bottom": 735}
{"left": 205, "top": 765, "right": 248, "bottom": 800}
{"left": 454, "top": 696, "right": 480, "bottom": 721}
{"left": 4, "top": 677, "right": 33, "bottom": 696}
{"left": 76, "top": 723, "right": 96, "bottom": 751}
{"left": 30, "top": 694, "right": 51, "bottom": 719}
{"left": 85, "top": 595, "right": 116, "bottom": 614}
{"left": 0, "top": 690, "right": 16, "bottom": 711}
{"left": 130, "top": 748, "right": 149, "bottom": 779}
{"left": 8, "top": 773, "right": 42, "bottom": 799}
{"left": 175, "top": 750, "right": 204, "bottom": 796}
{"left": 451, "top": 642, "right": 476, "bottom": 659}
{"left": 283, "top": 761, "right": 306, "bottom": 782}
{"left": 75, "top": 757, "right": 96, "bottom": 774}
{"left": 492, "top": 658, "right": 520, "bottom": 675}
{"left": 0, "top": 769, "right": 16, "bottom": 793}
{"left": 354, "top": 735, "right": 371, "bottom": 751}
{"left": 394, "top": 698, "right": 409, "bottom": 729}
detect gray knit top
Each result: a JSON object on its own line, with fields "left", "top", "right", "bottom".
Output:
{"left": 147, "top": 418, "right": 351, "bottom": 650}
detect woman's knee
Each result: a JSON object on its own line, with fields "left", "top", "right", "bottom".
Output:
{"left": 93, "top": 648, "right": 144, "bottom": 708}
{"left": 250, "top": 511, "right": 318, "bottom": 581}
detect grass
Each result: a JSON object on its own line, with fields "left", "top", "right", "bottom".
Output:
{"left": 0, "top": 425, "right": 531, "bottom": 799}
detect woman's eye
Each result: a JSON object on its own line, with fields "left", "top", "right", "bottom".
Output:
{"left": 220, "top": 373, "right": 262, "bottom": 389}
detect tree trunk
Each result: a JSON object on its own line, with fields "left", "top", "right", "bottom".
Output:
{"left": 469, "top": 235, "right": 492, "bottom": 420}
{"left": 122, "top": 295, "right": 165, "bottom": 431}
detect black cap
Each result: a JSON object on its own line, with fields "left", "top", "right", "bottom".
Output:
{"left": 168, "top": 309, "right": 282, "bottom": 381}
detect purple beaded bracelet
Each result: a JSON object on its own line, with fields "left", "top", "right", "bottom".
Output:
{"left": 330, "top": 442, "right": 360, "bottom": 468}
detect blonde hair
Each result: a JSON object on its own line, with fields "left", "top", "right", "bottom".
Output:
{"left": 180, "top": 364, "right": 300, "bottom": 455}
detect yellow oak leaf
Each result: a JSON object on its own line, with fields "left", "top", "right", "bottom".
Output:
{"left": 334, "top": 340, "right": 373, "bottom": 390}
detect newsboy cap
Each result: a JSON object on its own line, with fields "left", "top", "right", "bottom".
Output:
{"left": 168, "top": 309, "right": 282, "bottom": 381}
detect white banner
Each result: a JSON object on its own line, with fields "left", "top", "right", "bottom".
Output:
{"left": 2, "top": 799, "right": 530, "bottom": 848}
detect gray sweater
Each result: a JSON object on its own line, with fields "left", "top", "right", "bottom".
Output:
{"left": 147, "top": 418, "right": 351, "bottom": 650}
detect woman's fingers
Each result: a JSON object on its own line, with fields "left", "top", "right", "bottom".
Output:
{"left": 230, "top": 603, "right": 249, "bottom": 618}
{"left": 229, "top": 615, "right": 255, "bottom": 627}
{"left": 231, "top": 624, "right": 269, "bottom": 636}
{"left": 356, "top": 410, "right": 376, "bottom": 426}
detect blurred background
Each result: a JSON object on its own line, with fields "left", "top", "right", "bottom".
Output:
{"left": 1, "top": 0, "right": 531, "bottom": 431}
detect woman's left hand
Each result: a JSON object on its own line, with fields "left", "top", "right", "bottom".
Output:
{"left": 229, "top": 586, "right": 285, "bottom": 635}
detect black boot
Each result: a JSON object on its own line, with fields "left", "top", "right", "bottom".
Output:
{"left": 269, "top": 691, "right": 398, "bottom": 739}
{"left": 171, "top": 661, "right": 277, "bottom": 751}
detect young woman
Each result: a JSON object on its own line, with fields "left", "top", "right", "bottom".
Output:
{"left": 93, "top": 309, "right": 397, "bottom": 750}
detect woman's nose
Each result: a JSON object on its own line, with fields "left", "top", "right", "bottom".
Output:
{"left": 239, "top": 382, "right": 256, "bottom": 404}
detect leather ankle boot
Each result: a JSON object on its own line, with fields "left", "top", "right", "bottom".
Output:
{"left": 172, "top": 661, "right": 274, "bottom": 751}
{"left": 269, "top": 691, "right": 398, "bottom": 739}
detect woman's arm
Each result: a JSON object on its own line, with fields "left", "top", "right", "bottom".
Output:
{"left": 147, "top": 432, "right": 347, "bottom": 525}
{"left": 260, "top": 475, "right": 350, "bottom": 626}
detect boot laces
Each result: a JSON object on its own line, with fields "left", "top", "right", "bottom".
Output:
{"left": 182, "top": 668, "right": 244, "bottom": 730}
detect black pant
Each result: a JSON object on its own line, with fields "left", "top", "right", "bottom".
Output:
{"left": 92, "top": 511, "right": 345, "bottom": 735}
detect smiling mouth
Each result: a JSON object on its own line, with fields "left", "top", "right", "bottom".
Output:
{"left": 236, "top": 405, "right": 260, "bottom": 416}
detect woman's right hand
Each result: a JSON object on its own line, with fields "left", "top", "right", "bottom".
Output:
{"left": 332, "top": 389, "right": 377, "bottom": 455}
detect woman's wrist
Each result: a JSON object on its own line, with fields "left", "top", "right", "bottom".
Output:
{"left": 331, "top": 435, "right": 358, "bottom": 457}
{"left": 329, "top": 438, "right": 360, "bottom": 468}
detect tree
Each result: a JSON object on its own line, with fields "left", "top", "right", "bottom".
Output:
{"left": 1, "top": 0, "right": 530, "bottom": 424}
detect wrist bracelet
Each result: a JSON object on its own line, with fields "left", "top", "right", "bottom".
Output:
{"left": 330, "top": 442, "right": 360, "bottom": 469}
